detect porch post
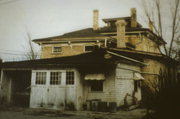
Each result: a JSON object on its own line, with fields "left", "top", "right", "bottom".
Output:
{"left": 0, "top": 70, "right": 4, "bottom": 94}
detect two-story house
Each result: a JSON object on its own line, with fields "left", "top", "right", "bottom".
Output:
{"left": 33, "top": 8, "right": 164, "bottom": 59}
{"left": 0, "top": 8, "right": 177, "bottom": 111}
{"left": 33, "top": 8, "right": 169, "bottom": 94}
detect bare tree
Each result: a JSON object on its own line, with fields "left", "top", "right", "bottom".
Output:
{"left": 25, "top": 32, "right": 39, "bottom": 60}
{"left": 140, "top": 0, "right": 180, "bottom": 59}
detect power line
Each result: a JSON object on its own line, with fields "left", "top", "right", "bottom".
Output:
{"left": 0, "top": 51, "right": 27, "bottom": 55}
{"left": 0, "top": 51, "right": 40, "bottom": 56}
{"left": 0, "top": 0, "right": 21, "bottom": 5}
{"left": 0, "top": 49, "right": 27, "bottom": 53}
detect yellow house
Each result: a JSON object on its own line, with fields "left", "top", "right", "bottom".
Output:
{"left": 0, "top": 8, "right": 177, "bottom": 111}
{"left": 33, "top": 8, "right": 169, "bottom": 90}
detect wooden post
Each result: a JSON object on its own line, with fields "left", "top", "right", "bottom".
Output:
{"left": 0, "top": 70, "right": 3, "bottom": 94}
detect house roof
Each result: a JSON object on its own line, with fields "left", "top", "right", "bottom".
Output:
{"left": 102, "top": 17, "right": 142, "bottom": 28}
{"left": 108, "top": 48, "right": 179, "bottom": 65}
{"left": 102, "top": 17, "right": 131, "bottom": 23}
{"left": 33, "top": 28, "right": 104, "bottom": 42}
{"left": 0, "top": 49, "right": 145, "bottom": 69}
{"left": 33, "top": 27, "right": 165, "bottom": 45}
{"left": 32, "top": 14, "right": 165, "bottom": 45}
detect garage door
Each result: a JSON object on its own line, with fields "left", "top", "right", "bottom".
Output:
{"left": 30, "top": 70, "right": 76, "bottom": 110}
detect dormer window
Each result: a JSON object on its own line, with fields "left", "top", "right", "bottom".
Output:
{"left": 53, "top": 47, "right": 62, "bottom": 53}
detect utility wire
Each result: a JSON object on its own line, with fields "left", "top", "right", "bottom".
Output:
{"left": 0, "top": 51, "right": 40, "bottom": 56}
{"left": 0, "top": 51, "right": 27, "bottom": 55}
{"left": 0, "top": 0, "right": 21, "bottom": 5}
{"left": 0, "top": 49, "right": 28, "bottom": 53}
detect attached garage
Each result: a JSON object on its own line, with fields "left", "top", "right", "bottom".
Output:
{"left": 0, "top": 50, "right": 145, "bottom": 110}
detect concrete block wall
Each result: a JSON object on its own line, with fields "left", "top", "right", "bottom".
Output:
{"left": 83, "top": 70, "right": 116, "bottom": 103}
{"left": 115, "top": 63, "right": 142, "bottom": 106}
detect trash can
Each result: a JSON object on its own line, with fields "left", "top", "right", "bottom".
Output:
{"left": 90, "top": 99, "right": 101, "bottom": 111}
{"left": 98, "top": 101, "right": 108, "bottom": 112}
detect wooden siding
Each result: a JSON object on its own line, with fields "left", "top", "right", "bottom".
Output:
{"left": 30, "top": 69, "right": 78, "bottom": 110}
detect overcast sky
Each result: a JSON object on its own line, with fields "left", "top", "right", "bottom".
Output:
{"left": 0, "top": 0, "right": 162, "bottom": 61}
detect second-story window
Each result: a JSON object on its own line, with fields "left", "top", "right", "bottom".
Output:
{"left": 85, "top": 45, "right": 97, "bottom": 52}
{"left": 53, "top": 47, "right": 62, "bottom": 53}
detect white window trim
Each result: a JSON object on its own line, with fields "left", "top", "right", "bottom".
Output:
{"left": 50, "top": 71, "right": 62, "bottom": 85}
{"left": 52, "top": 46, "right": 62, "bottom": 54}
{"left": 66, "top": 71, "right": 75, "bottom": 85}
{"left": 32, "top": 70, "right": 76, "bottom": 86}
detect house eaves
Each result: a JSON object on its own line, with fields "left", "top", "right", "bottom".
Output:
{"left": 0, "top": 49, "right": 148, "bottom": 69}
{"left": 33, "top": 28, "right": 105, "bottom": 43}
{"left": 107, "top": 50, "right": 147, "bottom": 66}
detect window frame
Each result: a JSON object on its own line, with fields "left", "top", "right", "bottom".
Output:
{"left": 52, "top": 46, "right": 62, "bottom": 53}
{"left": 35, "top": 72, "right": 47, "bottom": 85}
{"left": 89, "top": 80, "right": 103, "bottom": 92}
{"left": 66, "top": 71, "right": 75, "bottom": 85}
{"left": 84, "top": 45, "right": 97, "bottom": 52}
{"left": 33, "top": 70, "right": 76, "bottom": 86}
{"left": 50, "top": 72, "right": 62, "bottom": 85}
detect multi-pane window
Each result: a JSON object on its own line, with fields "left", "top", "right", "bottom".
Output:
{"left": 50, "top": 72, "right": 61, "bottom": 85}
{"left": 66, "top": 71, "right": 74, "bottom": 85}
{"left": 53, "top": 47, "right": 62, "bottom": 53}
{"left": 36, "top": 72, "right": 46, "bottom": 85}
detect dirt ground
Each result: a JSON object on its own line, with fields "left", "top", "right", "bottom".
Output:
{"left": 0, "top": 107, "right": 146, "bottom": 119}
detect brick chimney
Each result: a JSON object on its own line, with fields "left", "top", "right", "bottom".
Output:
{"left": 131, "top": 8, "right": 137, "bottom": 28}
{"left": 116, "top": 20, "right": 126, "bottom": 48}
{"left": 93, "top": 9, "right": 99, "bottom": 30}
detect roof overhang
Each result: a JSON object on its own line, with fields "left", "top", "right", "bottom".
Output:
{"left": 84, "top": 73, "right": 105, "bottom": 80}
{"left": 107, "top": 50, "right": 147, "bottom": 66}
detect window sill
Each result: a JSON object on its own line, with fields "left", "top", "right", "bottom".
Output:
{"left": 51, "top": 52, "right": 62, "bottom": 55}
{"left": 89, "top": 91, "right": 104, "bottom": 93}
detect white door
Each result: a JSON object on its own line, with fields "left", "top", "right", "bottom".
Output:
{"left": 30, "top": 71, "right": 48, "bottom": 108}
{"left": 30, "top": 70, "right": 76, "bottom": 110}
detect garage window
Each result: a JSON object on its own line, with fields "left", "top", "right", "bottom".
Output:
{"left": 50, "top": 72, "right": 61, "bottom": 85}
{"left": 66, "top": 71, "right": 74, "bottom": 85}
{"left": 36, "top": 72, "right": 46, "bottom": 85}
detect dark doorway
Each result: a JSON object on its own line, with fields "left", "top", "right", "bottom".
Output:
{"left": 7, "top": 70, "right": 31, "bottom": 107}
